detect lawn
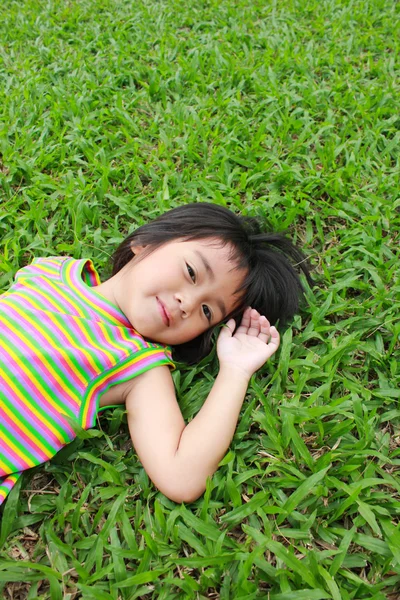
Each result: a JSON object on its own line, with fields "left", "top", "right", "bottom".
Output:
{"left": 0, "top": 0, "right": 399, "bottom": 598}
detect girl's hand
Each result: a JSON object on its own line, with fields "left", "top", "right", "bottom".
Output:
{"left": 217, "top": 307, "right": 280, "bottom": 380}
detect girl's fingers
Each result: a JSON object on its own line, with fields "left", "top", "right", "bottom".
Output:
{"left": 267, "top": 326, "right": 280, "bottom": 351}
{"left": 235, "top": 307, "right": 252, "bottom": 334}
{"left": 236, "top": 308, "right": 274, "bottom": 340}
{"left": 248, "top": 309, "right": 262, "bottom": 335}
{"left": 218, "top": 318, "right": 236, "bottom": 340}
{"left": 260, "top": 326, "right": 280, "bottom": 359}
{"left": 256, "top": 315, "right": 272, "bottom": 343}
{"left": 237, "top": 307, "right": 251, "bottom": 326}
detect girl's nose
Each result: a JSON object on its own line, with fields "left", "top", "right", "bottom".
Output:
{"left": 175, "top": 292, "right": 195, "bottom": 318}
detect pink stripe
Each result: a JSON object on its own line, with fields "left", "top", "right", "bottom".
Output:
{"left": 0, "top": 441, "right": 25, "bottom": 475}
{"left": 82, "top": 260, "right": 99, "bottom": 286}
{"left": 8, "top": 295, "right": 116, "bottom": 373}
{"left": 39, "top": 277, "right": 93, "bottom": 317}
{"left": 1, "top": 475, "right": 19, "bottom": 490}
{"left": 0, "top": 376, "right": 69, "bottom": 448}
{"left": 115, "top": 325, "right": 145, "bottom": 349}
{"left": 1, "top": 305, "right": 86, "bottom": 404}
{"left": 65, "top": 317, "right": 114, "bottom": 371}
{"left": 15, "top": 283, "right": 77, "bottom": 316}
{"left": 83, "top": 352, "right": 172, "bottom": 427}
{"left": 32, "top": 309, "right": 98, "bottom": 382}
{"left": 0, "top": 408, "right": 49, "bottom": 469}
{"left": 0, "top": 474, "right": 21, "bottom": 504}
{"left": 0, "top": 332, "right": 80, "bottom": 417}
{"left": 68, "top": 260, "right": 130, "bottom": 326}
{"left": 0, "top": 347, "right": 77, "bottom": 430}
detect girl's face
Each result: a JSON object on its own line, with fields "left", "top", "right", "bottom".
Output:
{"left": 104, "top": 239, "right": 246, "bottom": 345}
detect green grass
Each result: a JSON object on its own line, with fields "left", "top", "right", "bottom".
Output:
{"left": 0, "top": 0, "right": 399, "bottom": 597}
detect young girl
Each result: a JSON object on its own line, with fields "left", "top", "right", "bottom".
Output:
{"left": 0, "top": 203, "right": 311, "bottom": 505}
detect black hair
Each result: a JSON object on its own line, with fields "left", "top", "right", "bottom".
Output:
{"left": 112, "top": 203, "right": 313, "bottom": 364}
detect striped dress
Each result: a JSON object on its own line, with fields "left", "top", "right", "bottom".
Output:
{"left": 0, "top": 257, "right": 173, "bottom": 505}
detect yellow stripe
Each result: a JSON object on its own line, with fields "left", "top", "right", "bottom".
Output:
{"left": 0, "top": 458, "right": 10, "bottom": 472}
{"left": 43, "top": 310, "right": 101, "bottom": 379}
{"left": 82, "top": 348, "right": 164, "bottom": 423}
{"left": 120, "top": 326, "right": 143, "bottom": 347}
{"left": 97, "top": 321, "right": 122, "bottom": 353}
{"left": 3, "top": 298, "right": 87, "bottom": 392}
{"left": 31, "top": 263, "right": 59, "bottom": 275}
{"left": 4, "top": 317, "right": 82, "bottom": 406}
{"left": 34, "top": 276, "right": 88, "bottom": 318}
{"left": 4, "top": 290, "right": 43, "bottom": 313}
{"left": 0, "top": 407, "right": 39, "bottom": 466}
{"left": 93, "top": 321, "right": 127, "bottom": 363}
{"left": 22, "top": 279, "right": 74, "bottom": 315}
{"left": 34, "top": 264, "right": 116, "bottom": 368}
{"left": 1, "top": 369, "right": 68, "bottom": 443}
{"left": 64, "top": 317, "right": 113, "bottom": 370}
{"left": 0, "top": 330, "right": 76, "bottom": 418}
{"left": 64, "top": 261, "right": 122, "bottom": 324}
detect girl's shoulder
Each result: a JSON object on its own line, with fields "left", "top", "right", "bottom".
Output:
{"left": 15, "top": 256, "right": 69, "bottom": 281}
{"left": 14, "top": 256, "right": 100, "bottom": 287}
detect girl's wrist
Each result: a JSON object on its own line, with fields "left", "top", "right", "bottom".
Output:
{"left": 218, "top": 363, "right": 252, "bottom": 384}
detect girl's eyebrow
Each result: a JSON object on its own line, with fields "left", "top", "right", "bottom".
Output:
{"left": 217, "top": 301, "right": 227, "bottom": 320}
{"left": 194, "top": 250, "right": 214, "bottom": 280}
{"left": 194, "top": 250, "right": 227, "bottom": 318}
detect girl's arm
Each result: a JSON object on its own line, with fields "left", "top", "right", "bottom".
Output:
{"left": 125, "top": 308, "right": 280, "bottom": 503}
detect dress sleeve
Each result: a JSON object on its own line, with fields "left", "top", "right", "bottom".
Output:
{"left": 14, "top": 257, "right": 66, "bottom": 282}
{"left": 80, "top": 346, "right": 175, "bottom": 428}
{"left": 0, "top": 473, "right": 22, "bottom": 507}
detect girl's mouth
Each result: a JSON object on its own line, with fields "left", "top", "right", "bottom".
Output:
{"left": 157, "top": 298, "right": 170, "bottom": 326}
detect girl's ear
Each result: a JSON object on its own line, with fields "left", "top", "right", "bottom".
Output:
{"left": 130, "top": 242, "right": 146, "bottom": 256}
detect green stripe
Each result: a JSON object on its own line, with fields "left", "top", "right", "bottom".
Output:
{"left": 0, "top": 332, "right": 76, "bottom": 422}
{"left": 120, "top": 325, "right": 147, "bottom": 350}
{"left": 0, "top": 421, "right": 41, "bottom": 467}
{"left": 82, "top": 349, "right": 173, "bottom": 425}
{"left": 1, "top": 298, "right": 78, "bottom": 386}
{"left": 0, "top": 353, "right": 73, "bottom": 444}
{"left": 79, "top": 316, "right": 142, "bottom": 359}
{"left": 63, "top": 261, "right": 97, "bottom": 320}
{"left": 6, "top": 284, "right": 102, "bottom": 379}
{"left": 81, "top": 263, "right": 96, "bottom": 286}
{"left": 0, "top": 386, "right": 67, "bottom": 455}
{"left": 13, "top": 284, "right": 97, "bottom": 372}
{"left": 68, "top": 316, "right": 111, "bottom": 372}
{"left": 1, "top": 302, "right": 83, "bottom": 409}
{"left": 0, "top": 383, "right": 65, "bottom": 456}
{"left": 45, "top": 274, "right": 95, "bottom": 321}
{"left": 25, "top": 278, "right": 74, "bottom": 316}
{"left": 51, "top": 312, "right": 106, "bottom": 374}
{"left": 0, "top": 472, "right": 21, "bottom": 494}
{"left": 65, "top": 259, "right": 125, "bottom": 324}
{"left": 29, "top": 259, "right": 61, "bottom": 277}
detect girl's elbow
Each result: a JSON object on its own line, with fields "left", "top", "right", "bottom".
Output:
{"left": 155, "top": 478, "right": 205, "bottom": 504}
{"left": 171, "top": 489, "right": 203, "bottom": 504}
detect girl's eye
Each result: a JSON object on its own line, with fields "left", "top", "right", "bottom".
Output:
{"left": 202, "top": 305, "right": 212, "bottom": 321}
{"left": 187, "top": 263, "right": 196, "bottom": 282}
